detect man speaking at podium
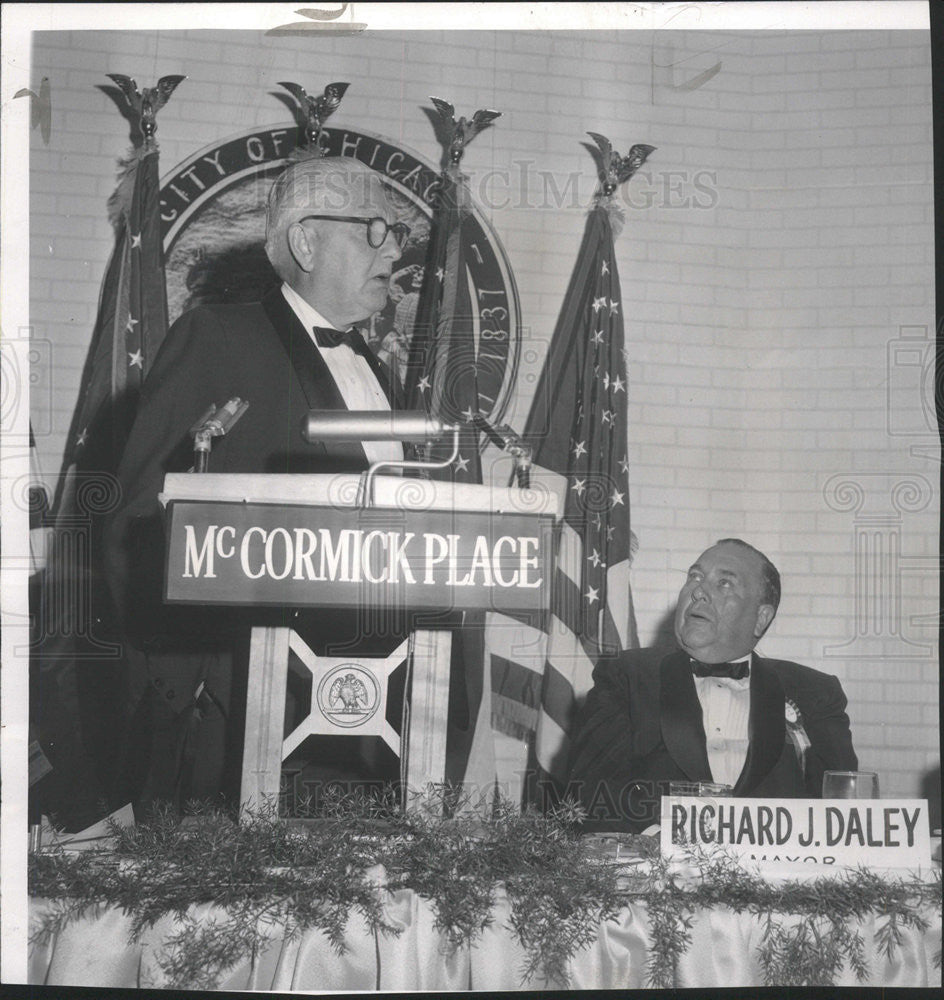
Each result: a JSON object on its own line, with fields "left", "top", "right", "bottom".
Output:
{"left": 568, "top": 539, "right": 858, "bottom": 831}
{"left": 105, "top": 157, "right": 413, "bottom": 812}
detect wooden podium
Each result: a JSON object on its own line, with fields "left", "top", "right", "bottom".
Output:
{"left": 160, "top": 473, "right": 559, "bottom": 814}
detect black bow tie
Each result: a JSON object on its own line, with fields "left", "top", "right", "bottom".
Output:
{"left": 691, "top": 658, "right": 750, "bottom": 680}
{"left": 313, "top": 325, "right": 358, "bottom": 349}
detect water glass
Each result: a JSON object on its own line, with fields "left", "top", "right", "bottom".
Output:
{"left": 822, "top": 770, "right": 879, "bottom": 799}
{"left": 669, "top": 781, "right": 733, "bottom": 797}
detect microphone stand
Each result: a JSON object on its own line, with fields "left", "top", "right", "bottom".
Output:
{"left": 190, "top": 398, "right": 250, "bottom": 473}
{"left": 472, "top": 414, "right": 532, "bottom": 489}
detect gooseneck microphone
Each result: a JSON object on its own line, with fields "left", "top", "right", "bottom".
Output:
{"left": 471, "top": 414, "right": 532, "bottom": 488}
{"left": 190, "top": 397, "right": 250, "bottom": 472}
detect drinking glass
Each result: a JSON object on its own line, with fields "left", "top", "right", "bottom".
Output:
{"left": 822, "top": 770, "right": 879, "bottom": 799}
{"left": 669, "top": 781, "right": 733, "bottom": 797}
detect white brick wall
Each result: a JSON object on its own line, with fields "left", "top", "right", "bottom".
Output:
{"left": 28, "top": 28, "right": 937, "bottom": 798}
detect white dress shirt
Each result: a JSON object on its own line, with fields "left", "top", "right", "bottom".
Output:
{"left": 281, "top": 283, "right": 402, "bottom": 465}
{"left": 692, "top": 654, "right": 752, "bottom": 788}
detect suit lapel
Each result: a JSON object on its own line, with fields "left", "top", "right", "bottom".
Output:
{"left": 659, "top": 650, "right": 712, "bottom": 782}
{"left": 734, "top": 654, "right": 786, "bottom": 794}
{"left": 262, "top": 288, "right": 403, "bottom": 410}
{"left": 261, "top": 287, "right": 349, "bottom": 412}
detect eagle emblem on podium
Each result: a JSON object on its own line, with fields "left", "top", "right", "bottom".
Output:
{"left": 318, "top": 664, "right": 381, "bottom": 727}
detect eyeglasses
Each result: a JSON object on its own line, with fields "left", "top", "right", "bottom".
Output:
{"left": 297, "top": 215, "right": 411, "bottom": 249}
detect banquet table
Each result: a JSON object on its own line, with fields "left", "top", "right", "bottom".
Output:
{"left": 28, "top": 867, "right": 942, "bottom": 991}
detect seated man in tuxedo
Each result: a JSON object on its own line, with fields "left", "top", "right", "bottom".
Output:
{"left": 105, "top": 156, "right": 416, "bottom": 812}
{"left": 568, "top": 538, "right": 858, "bottom": 831}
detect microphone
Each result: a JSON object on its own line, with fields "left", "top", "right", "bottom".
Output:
{"left": 190, "top": 397, "right": 249, "bottom": 472}
{"left": 303, "top": 410, "right": 464, "bottom": 506}
{"left": 302, "top": 410, "right": 454, "bottom": 444}
{"left": 471, "top": 414, "right": 532, "bottom": 488}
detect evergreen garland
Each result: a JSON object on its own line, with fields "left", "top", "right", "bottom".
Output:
{"left": 29, "top": 791, "right": 941, "bottom": 990}
{"left": 643, "top": 846, "right": 941, "bottom": 988}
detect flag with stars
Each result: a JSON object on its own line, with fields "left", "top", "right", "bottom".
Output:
{"left": 404, "top": 167, "right": 494, "bottom": 797}
{"left": 32, "top": 142, "right": 169, "bottom": 829}
{"left": 490, "top": 204, "right": 639, "bottom": 780}
{"left": 57, "top": 144, "right": 169, "bottom": 505}
{"left": 406, "top": 170, "right": 481, "bottom": 483}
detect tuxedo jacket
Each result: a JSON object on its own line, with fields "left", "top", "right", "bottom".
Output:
{"left": 567, "top": 646, "right": 858, "bottom": 831}
{"left": 104, "top": 287, "right": 404, "bottom": 715}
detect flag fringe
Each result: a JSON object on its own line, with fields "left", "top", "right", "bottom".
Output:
{"left": 490, "top": 704, "right": 536, "bottom": 743}
{"left": 106, "top": 145, "right": 155, "bottom": 230}
{"left": 596, "top": 195, "right": 626, "bottom": 238}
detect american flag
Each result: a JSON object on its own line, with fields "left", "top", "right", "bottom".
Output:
{"left": 490, "top": 204, "right": 639, "bottom": 780}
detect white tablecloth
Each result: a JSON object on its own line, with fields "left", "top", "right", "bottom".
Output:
{"left": 29, "top": 872, "right": 942, "bottom": 991}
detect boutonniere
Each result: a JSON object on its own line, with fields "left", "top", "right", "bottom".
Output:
{"left": 785, "top": 698, "right": 802, "bottom": 727}
{"left": 784, "top": 697, "right": 811, "bottom": 761}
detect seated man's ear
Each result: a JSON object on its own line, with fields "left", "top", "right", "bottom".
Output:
{"left": 754, "top": 604, "right": 775, "bottom": 638}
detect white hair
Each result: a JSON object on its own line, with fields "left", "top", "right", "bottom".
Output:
{"left": 264, "top": 157, "right": 384, "bottom": 279}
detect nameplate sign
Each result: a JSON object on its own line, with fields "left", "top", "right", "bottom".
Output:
{"left": 660, "top": 797, "right": 932, "bottom": 869}
{"left": 164, "top": 499, "right": 554, "bottom": 614}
